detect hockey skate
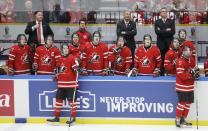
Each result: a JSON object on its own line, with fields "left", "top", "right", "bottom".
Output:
{"left": 47, "top": 117, "right": 60, "bottom": 125}
{"left": 180, "top": 117, "right": 192, "bottom": 128}
{"left": 66, "top": 117, "right": 76, "bottom": 127}
{"left": 175, "top": 119, "right": 181, "bottom": 128}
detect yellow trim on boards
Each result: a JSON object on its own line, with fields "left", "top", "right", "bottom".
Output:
{"left": 0, "top": 118, "right": 15, "bottom": 123}
{"left": 1, "top": 117, "right": 208, "bottom": 126}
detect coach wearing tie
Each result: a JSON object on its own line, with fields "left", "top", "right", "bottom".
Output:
{"left": 154, "top": 7, "right": 175, "bottom": 75}
{"left": 117, "top": 10, "right": 137, "bottom": 68}
{"left": 25, "top": 11, "right": 54, "bottom": 47}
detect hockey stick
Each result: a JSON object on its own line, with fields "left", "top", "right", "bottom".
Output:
{"left": 68, "top": 61, "right": 79, "bottom": 128}
{"left": 0, "top": 48, "right": 10, "bottom": 55}
{"left": 191, "top": 27, "right": 199, "bottom": 129}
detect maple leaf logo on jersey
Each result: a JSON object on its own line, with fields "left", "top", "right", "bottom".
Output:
{"left": 90, "top": 53, "right": 100, "bottom": 63}
{"left": 115, "top": 56, "right": 123, "bottom": 65}
{"left": 83, "top": 35, "right": 87, "bottom": 39}
{"left": 42, "top": 55, "right": 51, "bottom": 65}
{"left": 22, "top": 53, "right": 29, "bottom": 63}
{"left": 59, "top": 65, "right": 66, "bottom": 73}
{"left": 141, "top": 57, "right": 150, "bottom": 67}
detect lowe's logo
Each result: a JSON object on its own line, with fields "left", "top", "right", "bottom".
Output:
{"left": 39, "top": 89, "right": 96, "bottom": 112}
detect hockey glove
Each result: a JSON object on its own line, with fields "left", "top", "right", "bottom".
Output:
{"left": 113, "top": 47, "right": 122, "bottom": 54}
{"left": 32, "top": 63, "right": 38, "bottom": 72}
{"left": 125, "top": 69, "right": 131, "bottom": 75}
{"left": 8, "top": 68, "right": 14, "bottom": 76}
{"left": 131, "top": 68, "right": 138, "bottom": 77}
{"left": 53, "top": 75, "right": 58, "bottom": 81}
{"left": 190, "top": 66, "right": 200, "bottom": 78}
{"left": 173, "top": 59, "right": 177, "bottom": 66}
{"left": 102, "top": 68, "right": 109, "bottom": 76}
{"left": 81, "top": 68, "right": 88, "bottom": 76}
{"left": 153, "top": 68, "right": 160, "bottom": 77}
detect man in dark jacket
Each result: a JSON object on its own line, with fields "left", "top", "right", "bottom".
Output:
{"left": 154, "top": 7, "right": 175, "bottom": 75}
{"left": 25, "top": 11, "right": 54, "bottom": 47}
{"left": 117, "top": 10, "right": 137, "bottom": 68}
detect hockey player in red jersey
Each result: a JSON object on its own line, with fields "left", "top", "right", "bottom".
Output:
{"left": 133, "top": 34, "right": 161, "bottom": 76}
{"left": 178, "top": 29, "right": 196, "bottom": 66}
{"left": 204, "top": 51, "right": 208, "bottom": 76}
{"left": 108, "top": 36, "right": 132, "bottom": 75}
{"left": 164, "top": 38, "right": 180, "bottom": 75}
{"left": 76, "top": 19, "right": 91, "bottom": 46}
{"left": 175, "top": 45, "right": 199, "bottom": 128}
{"left": 82, "top": 31, "right": 109, "bottom": 76}
{"left": 69, "top": 32, "right": 86, "bottom": 60}
{"left": 7, "top": 34, "right": 31, "bottom": 75}
{"left": 33, "top": 35, "right": 61, "bottom": 75}
{"left": 47, "top": 43, "right": 79, "bottom": 125}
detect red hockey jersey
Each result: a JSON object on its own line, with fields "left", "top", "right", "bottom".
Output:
{"left": 204, "top": 58, "right": 208, "bottom": 76}
{"left": 8, "top": 44, "right": 31, "bottom": 75}
{"left": 68, "top": 43, "right": 86, "bottom": 60}
{"left": 82, "top": 42, "right": 108, "bottom": 74}
{"left": 178, "top": 40, "right": 196, "bottom": 67}
{"left": 134, "top": 45, "right": 161, "bottom": 75}
{"left": 34, "top": 46, "right": 61, "bottom": 75}
{"left": 164, "top": 47, "right": 179, "bottom": 75}
{"left": 176, "top": 56, "right": 195, "bottom": 92}
{"left": 56, "top": 55, "right": 78, "bottom": 88}
{"left": 108, "top": 45, "right": 132, "bottom": 75}
{"left": 77, "top": 29, "right": 91, "bottom": 46}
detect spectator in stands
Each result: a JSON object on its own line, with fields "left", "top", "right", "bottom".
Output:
{"left": 132, "top": 34, "right": 161, "bottom": 77}
{"left": 179, "top": 9, "right": 191, "bottom": 24}
{"left": 203, "top": 10, "right": 208, "bottom": 24}
{"left": 7, "top": 34, "right": 31, "bottom": 75}
{"left": 43, "top": 0, "right": 56, "bottom": 23}
{"left": 0, "top": 0, "right": 15, "bottom": 23}
{"left": 61, "top": 8, "right": 71, "bottom": 23}
{"left": 108, "top": 36, "right": 132, "bottom": 75}
{"left": 70, "top": 8, "right": 87, "bottom": 24}
{"left": 76, "top": 19, "right": 91, "bottom": 46}
{"left": 87, "top": 10, "right": 97, "bottom": 24}
{"left": 117, "top": 10, "right": 137, "bottom": 68}
{"left": 131, "top": 2, "right": 145, "bottom": 24}
{"left": 81, "top": 31, "right": 109, "bottom": 76}
{"left": 164, "top": 37, "right": 180, "bottom": 75}
{"left": 33, "top": 35, "right": 61, "bottom": 75}
{"left": 195, "top": 12, "right": 204, "bottom": 24}
{"left": 154, "top": 7, "right": 175, "bottom": 75}
{"left": 50, "top": 3, "right": 62, "bottom": 23}
{"left": 16, "top": 0, "right": 34, "bottom": 22}
{"left": 25, "top": 11, "right": 54, "bottom": 47}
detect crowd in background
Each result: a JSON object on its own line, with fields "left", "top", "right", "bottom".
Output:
{"left": 1, "top": 0, "right": 208, "bottom": 24}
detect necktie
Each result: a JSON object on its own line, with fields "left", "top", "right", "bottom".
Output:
{"left": 126, "top": 22, "right": 128, "bottom": 28}
{"left": 163, "top": 19, "right": 166, "bottom": 23}
{"left": 37, "top": 22, "right": 41, "bottom": 43}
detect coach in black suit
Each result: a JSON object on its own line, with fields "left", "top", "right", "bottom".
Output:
{"left": 154, "top": 7, "right": 175, "bottom": 75}
{"left": 117, "top": 10, "right": 137, "bottom": 68}
{"left": 25, "top": 11, "right": 54, "bottom": 47}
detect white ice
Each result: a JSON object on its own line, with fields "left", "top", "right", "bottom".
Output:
{"left": 0, "top": 124, "right": 208, "bottom": 131}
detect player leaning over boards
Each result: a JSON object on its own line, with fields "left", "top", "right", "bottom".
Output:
{"left": 47, "top": 43, "right": 79, "bottom": 125}
{"left": 175, "top": 45, "right": 199, "bottom": 128}
{"left": 164, "top": 37, "right": 180, "bottom": 76}
{"left": 108, "top": 36, "right": 132, "bottom": 75}
{"left": 132, "top": 34, "right": 161, "bottom": 77}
